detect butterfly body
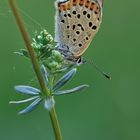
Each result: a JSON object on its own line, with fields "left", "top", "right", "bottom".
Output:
{"left": 55, "top": 0, "right": 103, "bottom": 63}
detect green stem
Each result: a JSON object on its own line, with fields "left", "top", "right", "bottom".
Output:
{"left": 8, "top": 0, "right": 49, "bottom": 96}
{"left": 50, "top": 108, "right": 63, "bottom": 140}
{"left": 9, "top": 0, "right": 63, "bottom": 140}
{"left": 50, "top": 75, "right": 55, "bottom": 96}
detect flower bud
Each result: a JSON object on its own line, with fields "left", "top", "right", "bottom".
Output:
{"left": 36, "top": 35, "right": 43, "bottom": 43}
{"left": 52, "top": 50, "right": 64, "bottom": 62}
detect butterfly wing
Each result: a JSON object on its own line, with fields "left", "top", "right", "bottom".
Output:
{"left": 55, "top": 0, "right": 103, "bottom": 58}
{"left": 55, "top": 0, "right": 72, "bottom": 46}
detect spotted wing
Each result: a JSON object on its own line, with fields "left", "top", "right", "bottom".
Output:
{"left": 55, "top": 0, "right": 103, "bottom": 58}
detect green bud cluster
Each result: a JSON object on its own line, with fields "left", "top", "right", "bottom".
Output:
{"left": 31, "top": 29, "right": 64, "bottom": 71}
{"left": 45, "top": 50, "right": 64, "bottom": 70}
{"left": 32, "top": 29, "right": 53, "bottom": 50}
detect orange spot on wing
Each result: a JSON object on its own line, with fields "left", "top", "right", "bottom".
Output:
{"left": 93, "top": 6, "right": 99, "bottom": 14}
{"left": 73, "top": 0, "right": 78, "bottom": 6}
{"left": 79, "top": 0, "right": 85, "bottom": 6}
{"left": 66, "top": 2, "right": 71, "bottom": 10}
{"left": 70, "top": 0, "right": 73, "bottom": 5}
{"left": 89, "top": 2, "right": 95, "bottom": 10}
{"left": 59, "top": 3, "right": 67, "bottom": 12}
{"left": 85, "top": 0, "right": 91, "bottom": 8}
{"left": 90, "top": 2, "right": 100, "bottom": 14}
{"left": 95, "top": 5, "right": 100, "bottom": 14}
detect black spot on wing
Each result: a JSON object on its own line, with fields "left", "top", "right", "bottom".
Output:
{"left": 77, "top": 14, "right": 81, "bottom": 19}
{"left": 83, "top": 11, "right": 87, "bottom": 15}
{"left": 78, "top": 43, "right": 82, "bottom": 47}
{"left": 72, "top": 11, "right": 77, "bottom": 15}
{"left": 73, "top": 25, "right": 76, "bottom": 30}
{"left": 76, "top": 31, "right": 80, "bottom": 35}
{"left": 61, "top": 19, "right": 65, "bottom": 23}
{"left": 92, "top": 25, "right": 97, "bottom": 30}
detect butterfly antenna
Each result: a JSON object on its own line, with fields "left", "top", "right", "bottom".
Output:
{"left": 89, "top": 60, "right": 111, "bottom": 80}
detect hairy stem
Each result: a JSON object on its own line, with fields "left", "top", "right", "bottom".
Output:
{"left": 9, "top": 0, "right": 63, "bottom": 140}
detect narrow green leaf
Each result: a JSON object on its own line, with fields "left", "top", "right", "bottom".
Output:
{"left": 18, "top": 98, "right": 42, "bottom": 115}
{"left": 41, "top": 64, "right": 49, "bottom": 88}
{"left": 53, "top": 68, "right": 77, "bottom": 92}
{"left": 9, "top": 96, "right": 39, "bottom": 104}
{"left": 53, "top": 84, "right": 89, "bottom": 96}
{"left": 15, "top": 85, "right": 40, "bottom": 95}
{"left": 14, "top": 49, "right": 29, "bottom": 57}
{"left": 14, "top": 51, "right": 24, "bottom": 56}
{"left": 20, "top": 49, "right": 29, "bottom": 57}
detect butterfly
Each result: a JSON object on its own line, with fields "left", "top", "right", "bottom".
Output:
{"left": 55, "top": 0, "right": 103, "bottom": 64}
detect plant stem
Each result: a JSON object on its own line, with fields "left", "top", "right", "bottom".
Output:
{"left": 9, "top": 0, "right": 63, "bottom": 140}
{"left": 50, "top": 108, "right": 63, "bottom": 140}
{"left": 50, "top": 75, "right": 55, "bottom": 96}
{"left": 8, "top": 0, "right": 49, "bottom": 97}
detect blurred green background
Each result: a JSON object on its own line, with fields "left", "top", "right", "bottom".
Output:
{"left": 0, "top": 0, "right": 140, "bottom": 140}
